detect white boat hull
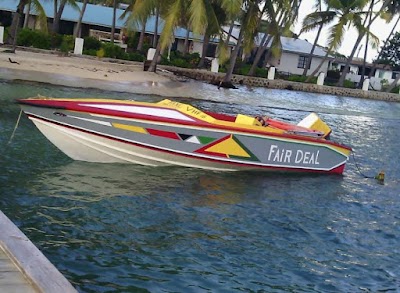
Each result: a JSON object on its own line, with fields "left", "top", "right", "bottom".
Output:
{"left": 31, "top": 117, "right": 240, "bottom": 171}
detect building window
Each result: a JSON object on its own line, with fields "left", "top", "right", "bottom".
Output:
{"left": 297, "top": 56, "right": 310, "bottom": 69}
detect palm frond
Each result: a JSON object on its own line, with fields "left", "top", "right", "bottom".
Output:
{"left": 220, "top": 0, "right": 243, "bottom": 20}
{"left": 189, "top": 0, "right": 207, "bottom": 34}
{"left": 327, "top": 16, "right": 347, "bottom": 50}
{"left": 160, "top": 0, "right": 183, "bottom": 49}
{"left": 300, "top": 11, "right": 335, "bottom": 33}
{"left": 32, "top": 0, "right": 48, "bottom": 32}
{"left": 368, "top": 31, "right": 380, "bottom": 49}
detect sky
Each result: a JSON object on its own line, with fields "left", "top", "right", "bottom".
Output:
{"left": 293, "top": 1, "right": 400, "bottom": 62}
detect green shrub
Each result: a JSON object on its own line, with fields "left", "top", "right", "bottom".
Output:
{"left": 170, "top": 58, "right": 190, "bottom": 68}
{"left": 17, "top": 28, "right": 51, "bottom": 49}
{"left": 60, "top": 35, "right": 74, "bottom": 52}
{"left": 17, "top": 28, "right": 34, "bottom": 46}
{"left": 160, "top": 51, "right": 200, "bottom": 68}
{"left": 125, "top": 32, "right": 139, "bottom": 50}
{"left": 4, "top": 27, "right": 9, "bottom": 42}
{"left": 254, "top": 67, "right": 268, "bottom": 78}
{"left": 127, "top": 52, "right": 145, "bottom": 62}
{"left": 101, "top": 43, "right": 124, "bottom": 59}
{"left": 343, "top": 80, "right": 356, "bottom": 88}
{"left": 390, "top": 85, "right": 400, "bottom": 93}
{"left": 287, "top": 75, "right": 308, "bottom": 82}
{"left": 51, "top": 33, "right": 63, "bottom": 48}
{"left": 83, "top": 49, "right": 98, "bottom": 57}
{"left": 97, "top": 48, "right": 105, "bottom": 58}
{"left": 83, "top": 36, "right": 101, "bottom": 51}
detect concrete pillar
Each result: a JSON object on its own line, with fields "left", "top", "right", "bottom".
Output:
{"left": 147, "top": 48, "right": 156, "bottom": 60}
{"left": 268, "top": 67, "right": 275, "bottom": 80}
{"left": 317, "top": 72, "right": 325, "bottom": 85}
{"left": 362, "top": 78, "right": 369, "bottom": 91}
{"left": 0, "top": 26, "right": 4, "bottom": 44}
{"left": 74, "top": 38, "right": 84, "bottom": 55}
{"left": 211, "top": 58, "right": 219, "bottom": 73}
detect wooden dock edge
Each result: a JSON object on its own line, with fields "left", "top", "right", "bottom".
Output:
{"left": 0, "top": 210, "right": 77, "bottom": 293}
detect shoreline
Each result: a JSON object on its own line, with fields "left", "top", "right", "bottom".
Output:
{"left": 1, "top": 47, "right": 400, "bottom": 102}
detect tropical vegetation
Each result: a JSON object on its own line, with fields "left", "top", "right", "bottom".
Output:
{"left": 4, "top": 0, "right": 400, "bottom": 90}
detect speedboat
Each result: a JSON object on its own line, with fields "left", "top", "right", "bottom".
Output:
{"left": 18, "top": 97, "right": 352, "bottom": 174}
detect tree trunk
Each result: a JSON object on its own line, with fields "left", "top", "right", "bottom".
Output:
{"left": 110, "top": 0, "right": 117, "bottom": 43}
{"left": 359, "top": 0, "right": 375, "bottom": 88}
{"left": 303, "top": 21, "right": 323, "bottom": 76}
{"left": 73, "top": 0, "right": 88, "bottom": 38}
{"left": 23, "top": 0, "right": 31, "bottom": 28}
{"left": 137, "top": 20, "right": 146, "bottom": 51}
{"left": 152, "top": 6, "right": 159, "bottom": 48}
{"left": 368, "top": 15, "right": 400, "bottom": 79}
{"left": 305, "top": 50, "right": 330, "bottom": 82}
{"left": 148, "top": 40, "right": 161, "bottom": 72}
{"left": 183, "top": 27, "right": 190, "bottom": 54}
{"left": 198, "top": 33, "right": 210, "bottom": 68}
{"left": 224, "top": 20, "right": 235, "bottom": 46}
{"left": 53, "top": 0, "right": 67, "bottom": 34}
{"left": 249, "top": 5, "right": 282, "bottom": 76}
{"left": 337, "top": 0, "right": 390, "bottom": 86}
{"left": 248, "top": 34, "right": 272, "bottom": 76}
{"left": 222, "top": 27, "right": 245, "bottom": 85}
{"left": 53, "top": 0, "right": 57, "bottom": 29}
{"left": 8, "top": 0, "right": 27, "bottom": 51}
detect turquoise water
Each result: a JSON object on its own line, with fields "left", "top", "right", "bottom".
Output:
{"left": 1, "top": 80, "right": 400, "bottom": 292}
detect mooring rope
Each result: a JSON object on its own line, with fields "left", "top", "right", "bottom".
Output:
{"left": 7, "top": 109, "right": 23, "bottom": 145}
{"left": 351, "top": 151, "right": 383, "bottom": 182}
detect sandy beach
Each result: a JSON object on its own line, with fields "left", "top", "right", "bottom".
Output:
{"left": 0, "top": 48, "right": 201, "bottom": 97}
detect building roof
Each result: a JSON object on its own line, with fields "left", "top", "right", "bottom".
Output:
{"left": 333, "top": 57, "right": 393, "bottom": 71}
{"left": 1, "top": 0, "right": 197, "bottom": 40}
{"left": 226, "top": 26, "right": 330, "bottom": 58}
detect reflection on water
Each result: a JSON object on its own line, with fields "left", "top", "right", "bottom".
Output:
{"left": 1, "top": 80, "right": 400, "bottom": 292}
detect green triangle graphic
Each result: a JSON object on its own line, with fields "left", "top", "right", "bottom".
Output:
{"left": 229, "top": 135, "right": 259, "bottom": 162}
{"left": 198, "top": 136, "right": 216, "bottom": 145}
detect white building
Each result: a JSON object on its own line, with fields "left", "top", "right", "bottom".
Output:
{"left": 332, "top": 58, "right": 400, "bottom": 90}
{"left": 228, "top": 26, "right": 333, "bottom": 76}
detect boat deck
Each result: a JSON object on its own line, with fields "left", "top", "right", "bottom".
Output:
{"left": 0, "top": 247, "right": 37, "bottom": 292}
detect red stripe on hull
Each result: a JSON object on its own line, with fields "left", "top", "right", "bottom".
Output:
{"left": 146, "top": 128, "right": 180, "bottom": 140}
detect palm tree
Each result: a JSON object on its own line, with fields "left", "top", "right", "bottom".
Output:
{"left": 368, "top": 1, "right": 400, "bottom": 79}
{"left": 53, "top": 0, "right": 79, "bottom": 34}
{"left": 300, "top": 0, "right": 376, "bottom": 82}
{"left": 222, "top": 0, "right": 261, "bottom": 86}
{"left": 152, "top": 2, "right": 160, "bottom": 48}
{"left": 123, "top": 0, "right": 167, "bottom": 68}
{"left": 248, "top": 0, "right": 297, "bottom": 77}
{"left": 110, "top": 0, "right": 118, "bottom": 43}
{"left": 337, "top": 0, "right": 393, "bottom": 86}
{"left": 73, "top": 0, "right": 88, "bottom": 38}
{"left": 358, "top": 0, "right": 376, "bottom": 88}
{"left": 198, "top": 2, "right": 227, "bottom": 68}
{"left": 122, "top": 0, "right": 149, "bottom": 51}
{"left": 7, "top": 0, "right": 47, "bottom": 53}
{"left": 302, "top": 0, "right": 325, "bottom": 76}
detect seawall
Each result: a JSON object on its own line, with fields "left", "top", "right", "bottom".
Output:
{"left": 162, "top": 66, "right": 400, "bottom": 103}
